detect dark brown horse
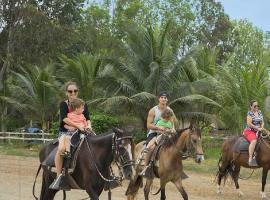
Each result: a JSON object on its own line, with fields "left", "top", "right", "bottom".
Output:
{"left": 125, "top": 125, "right": 204, "bottom": 200}
{"left": 33, "top": 128, "right": 135, "bottom": 200}
{"left": 217, "top": 130, "right": 270, "bottom": 199}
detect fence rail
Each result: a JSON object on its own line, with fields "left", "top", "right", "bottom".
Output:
{"left": 0, "top": 132, "right": 54, "bottom": 143}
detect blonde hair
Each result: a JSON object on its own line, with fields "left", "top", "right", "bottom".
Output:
{"left": 69, "top": 98, "right": 85, "bottom": 110}
{"left": 161, "top": 108, "right": 173, "bottom": 119}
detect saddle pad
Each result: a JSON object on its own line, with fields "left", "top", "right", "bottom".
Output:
{"left": 233, "top": 137, "right": 249, "bottom": 153}
{"left": 42, "top": 132, "right": 83, "bottom": 169}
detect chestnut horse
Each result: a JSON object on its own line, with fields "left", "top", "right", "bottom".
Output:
{"left": 126, "top": 125, "right": 204, "bottom": 200}
{"left": 33, "top": 128, "right": 134, "bottom": 200}
{"left": 217, "top": 130, "right": 270, "bottom": 199}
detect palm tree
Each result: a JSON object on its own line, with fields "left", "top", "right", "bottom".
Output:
{"left": 57, "top": 53, "right": 102, "bottom": 101}
{"left": 11, "top": 64, "right": 60, "bottom": 131}
{"left": 92, "top": 22, "right": 221, "bottom": 129}
{"left": 217, "top": 54, "right": 270, "bottom": 133}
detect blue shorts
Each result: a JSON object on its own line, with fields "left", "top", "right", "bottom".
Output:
{"left": 146, "top": 132, "right": 157, "bottom": 145}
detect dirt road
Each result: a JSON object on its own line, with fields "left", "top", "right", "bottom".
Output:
{"left": 0, "top": 154, "right": 268, "bottom": 200}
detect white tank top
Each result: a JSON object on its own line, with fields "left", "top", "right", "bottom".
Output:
{"left": 147, "top": 106, "right": 171, "bottom": 136}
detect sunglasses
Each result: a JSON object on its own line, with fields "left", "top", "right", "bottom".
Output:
{"left": 67, "top": 89, "right": 78, "bottom": 94}
{"left": 253, "top": 105, "right": 259, "bottom": 108}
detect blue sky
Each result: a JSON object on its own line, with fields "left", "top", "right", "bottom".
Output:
{"left": 218, "top": 0, "right": 270, "bottom": 32}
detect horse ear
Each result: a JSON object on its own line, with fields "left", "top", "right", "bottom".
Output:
{"left": 189, "top": 118, "right": 197, "bottom": 130}
{"left": 112, "top": 127, "right": 124, "bottom": 135}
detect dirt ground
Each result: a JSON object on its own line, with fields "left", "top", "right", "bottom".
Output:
{"left": 0, "top": 154, "right": 269, "bottom": 200}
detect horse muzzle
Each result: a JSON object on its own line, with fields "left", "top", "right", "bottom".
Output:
{"left": 195, "top": 154, "right": 204, "bottom": 163}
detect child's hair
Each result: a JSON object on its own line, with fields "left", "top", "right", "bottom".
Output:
{"left": 69, "top": 98, "right": 85, "bottom": 110}
{"left": 161, "top": 108, "right": 173, "bottom": 119}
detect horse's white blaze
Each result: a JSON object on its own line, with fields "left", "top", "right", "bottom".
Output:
{"left": 127, "top": 143, "right": 135, "bottom": 175}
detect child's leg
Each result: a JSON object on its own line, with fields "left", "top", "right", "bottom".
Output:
{"left": 146, "top": 137, "right": 157, "bottom": 150}
{"left": 144, "top": 137, "right": 157, "bottom": 165}
{"left": 65, "top": 135, "right": 71, "bottom": 153}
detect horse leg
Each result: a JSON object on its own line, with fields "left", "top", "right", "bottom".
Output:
{"left": 40, "top": 171, "right": 59, "bottom": 200}
{"left": 143, "top": 178, "right": 153, "bottom": 200}
{"left": 86, "top": 186, "right": 100, "bottom": 200}
{"left": 261, "top": 168, "right": 268, "bottom": 199}
{"left": 231, "top": 165, "right": 243, "bottom": 197}
{"left": 126, "top": 175, "right": 143, "bottom": 200}
{"left": 173, "top": 178, "right": 188, "bottom": 200}
{"left": 160, "top": 188, "right": 166, "bottom": 200}
{"left": 217, "top": 156, "right": 230, "bottom": 194}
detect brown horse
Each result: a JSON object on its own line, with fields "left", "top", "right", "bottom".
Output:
{"left": 33, "top": 128, "right": 135, "bottom": 200}
{"left": 216, "top": 130, "right": 270, "bottom": 199}
{"left": 125, "top": 125, "right": 204, "bottom": 200}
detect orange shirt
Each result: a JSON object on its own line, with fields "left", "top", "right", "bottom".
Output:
{"left": 67, "top": 112, "right": 88, "bottom": 128}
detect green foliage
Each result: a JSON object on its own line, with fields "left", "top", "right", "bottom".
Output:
{"left": 91, "top": 112, "right": 120, "bottom": 134}
{"left": 133, "top": 132, "right": 147, "bottom": 144}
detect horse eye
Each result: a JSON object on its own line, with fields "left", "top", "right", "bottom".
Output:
{"left": 192, "top": 139, "right": 197, "bottom": 143}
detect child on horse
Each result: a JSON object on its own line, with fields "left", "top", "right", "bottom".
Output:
{"left": 140, "top": 108, "right": 175, "bottom": 178}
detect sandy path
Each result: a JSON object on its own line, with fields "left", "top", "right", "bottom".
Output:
{"left": 0, "top": 154, "right": 268, "bottom": 200}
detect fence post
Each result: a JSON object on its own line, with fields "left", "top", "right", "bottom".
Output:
{"left": 42, "top": 132, "right": 45, "bottom": 143}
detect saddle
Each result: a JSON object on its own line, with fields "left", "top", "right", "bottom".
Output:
{"left": 233, "top": 136, "right": 260, "bottom": 153}
{"left": 148, "top": 135, "right": 188, "bottom": 179}
{"left": 42, "top": 131, "right": 83, "bottom": 172}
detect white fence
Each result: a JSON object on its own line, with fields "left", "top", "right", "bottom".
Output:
{"left": 0, "top": 132, "right": 54, "bottom": 143}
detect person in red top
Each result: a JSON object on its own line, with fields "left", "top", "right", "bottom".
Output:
{"left": 63, "top": 98, "right": 88, "bottom": 153}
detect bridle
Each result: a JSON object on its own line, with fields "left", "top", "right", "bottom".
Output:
{"left": 185, "top": 127, "right": 204, "bottom": 158}
{"left": 85, "top": 132, "right": 134, "bottom": 183}
{"left": 258, "top": 130, "right": 270, "bottom": 150}
{"left": 113, "top": 134, "right": 135, "bottom": 169}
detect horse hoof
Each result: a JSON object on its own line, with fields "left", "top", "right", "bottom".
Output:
{"left": 237, "top": 189, "right": 244, "bottom": 197}
{"left": 261, "top": 192, "right": 268, "bottom": 200}
{"left": 217, "top": 185, "right": 221, "bottom": 195}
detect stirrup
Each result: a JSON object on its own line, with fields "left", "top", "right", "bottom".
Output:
{"left": 140, "top": 164, "right": 154, "bottom": 179}
{"left": 248, "top": 158, "right": 258, "bottom": 167}
{"left": 61, "top": 151, "right": 71, "bottom": 158}
{"left": 49, "top": 174, "right": 70, "bottom": 191}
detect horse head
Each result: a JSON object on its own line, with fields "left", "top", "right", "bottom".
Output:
{"left": 186, "top": 124, "right": 204, "bottom": 163}
{"left": 113, "top": 128, "right": 135, "bottom": 180}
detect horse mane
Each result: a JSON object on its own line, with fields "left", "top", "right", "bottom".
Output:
{"left": 86, "top": 128, "right": 123, "bottom": 143}
{"left": 162, "top": 128, "right": 190, "bottom": 149}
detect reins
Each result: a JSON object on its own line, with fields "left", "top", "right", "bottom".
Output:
{"left": 84, "top": 133, "right": 123, "bottom": 183}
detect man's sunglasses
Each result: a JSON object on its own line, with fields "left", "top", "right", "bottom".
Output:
{"left": 67, "top": 89, "right": 78, "bottom": 94}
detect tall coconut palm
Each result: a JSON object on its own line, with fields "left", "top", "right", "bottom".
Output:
{"left": 93, "top": 22, "right": 221, "bottom": 129}
{"left": 217, "top": 55, "right": 270, "bottom": 133}
{"left": 58, "top": 53, "right": 102, "bottom": 101}
{"left": 11, "top": 64, "right": 60, "bottom": 131}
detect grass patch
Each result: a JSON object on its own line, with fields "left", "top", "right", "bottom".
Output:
{"left": 0, "top": 143, "right": 42, "bottom": 157}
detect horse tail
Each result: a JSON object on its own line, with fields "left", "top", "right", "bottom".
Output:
{"left": 32, "top": 164, "right": 42, "bottom": 200}
{"left": 152, "top": 187, "right": 161, "bottom": 195}
{"left": 125, "top": 175, "right": 143, "bottom": 196}
{"left": 216, "top": 139, "right": 235, "bottom": 185}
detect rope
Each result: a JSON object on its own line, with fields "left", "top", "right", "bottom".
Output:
{"left": 85, "top": 135, "right": 121, "bottom": 183}
{"left": 239, "top": 169, "right": 255, "bottom": 180}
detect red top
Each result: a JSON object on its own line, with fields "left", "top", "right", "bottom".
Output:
{"left": 67, "top": 112, "right": 88, "bottom": 128}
